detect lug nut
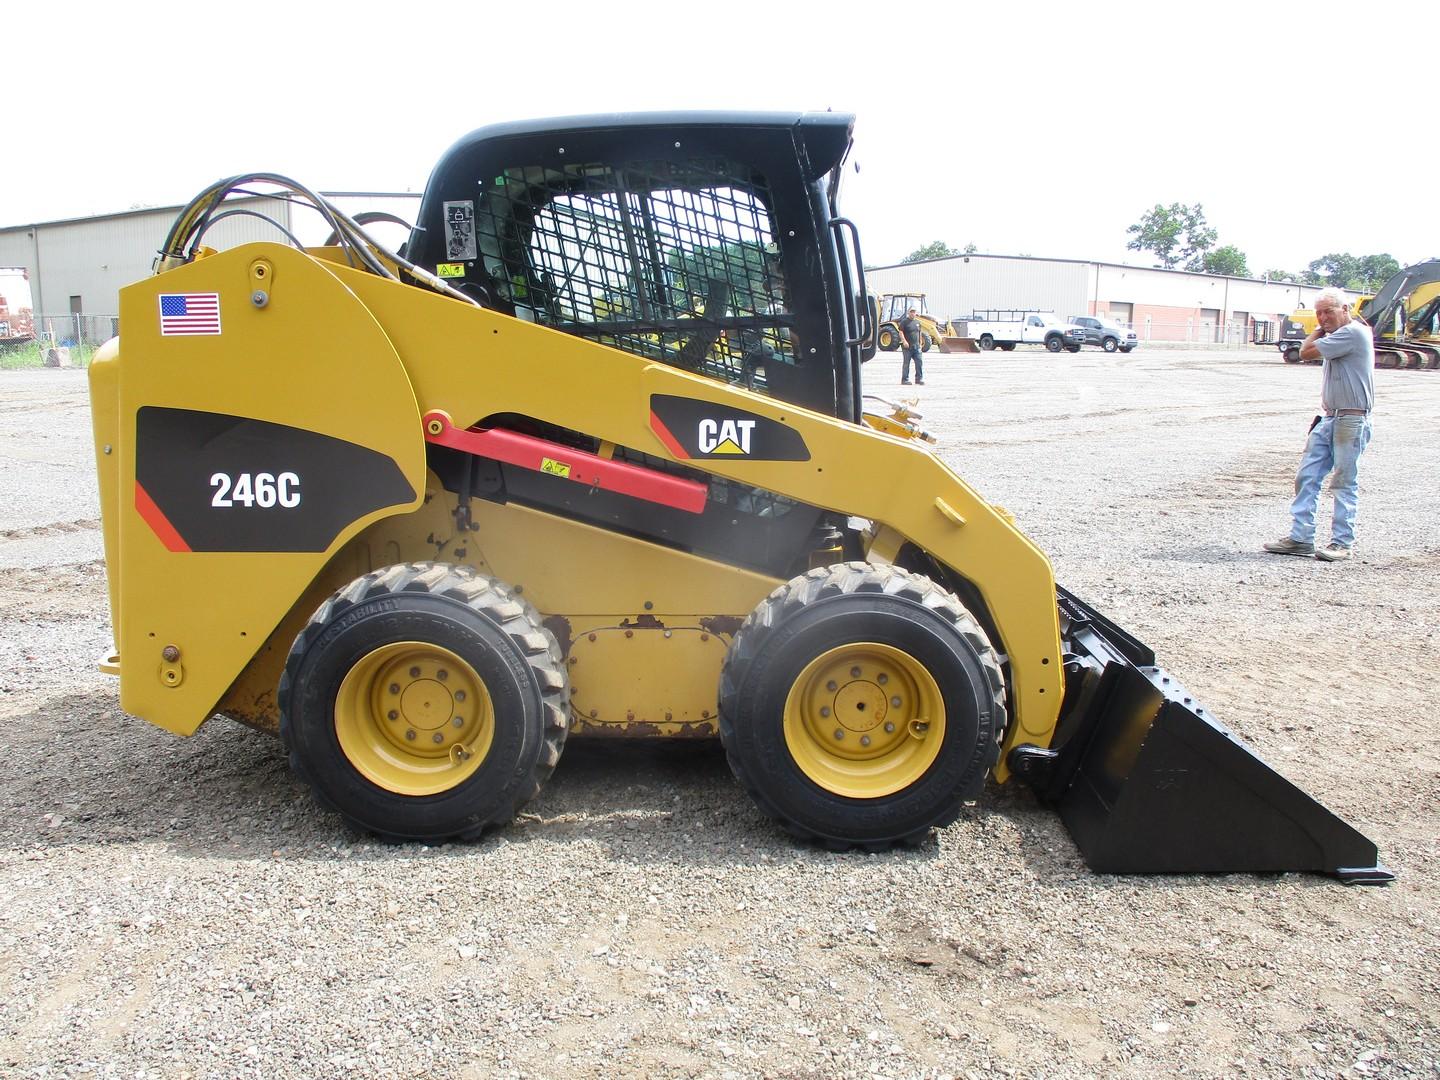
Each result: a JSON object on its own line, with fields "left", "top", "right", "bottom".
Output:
{"left": 884, "top": 722, "right": 896, "bottom": 733}
{"left": 891, "top": 696, "right": 902, "bottom": 708}
{"left": 820, "top": 706, "right": 831, "bottom": 717}
{"left": 405, "top": 729, "right": 416, "bottom": 741}
{"left": 452, "top": 716, "right": 463, "bottom": 727}
{"left": 410, "top": 666, "right": 421, "bottom": 677}
{"left": 432, "top": 733, "right": 444, "bottom": 744}
{"left": 850, "top": 666, "right": 861, "bottom": 678}
{"left": 826, "top": 680, "right": 838, "bottom": 692}
{"left": 455, "top": 690, "right": 467, "bottom": 702}
{"left": 437, "top": 669, "right": 448, "bottom": 681}
{"left": 387, "top": 710, "right": 399, "bottom": 721}
{"left": 877, "top": 673, "right": 888, "bottom": 685}
{"left": 860, "top": 735, "right": 871, "bottom": 747}
{"left": 389, "top": 683, "right": 400, "bottom": 695}
{"left": 833, "top": 729, "right": 844, "bottom": 741}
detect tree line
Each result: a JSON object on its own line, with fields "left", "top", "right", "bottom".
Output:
{"left": 893, "top": 205, "right": 1403, "bottom": 292}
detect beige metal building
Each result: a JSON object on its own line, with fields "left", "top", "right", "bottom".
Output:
{"left": 0, "top": 193, "right": 420, "bottom": 345}
{"left": 865, "top": 253, "right": 1358, "bottom": 344}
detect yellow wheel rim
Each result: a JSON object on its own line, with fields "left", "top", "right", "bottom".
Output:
{"left": 783, "top": 642, "right": 946, "bottom": 799}
{"left": 334, "top": 641, "right": 495, "bottom": 796}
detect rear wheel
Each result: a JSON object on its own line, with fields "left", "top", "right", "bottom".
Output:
{"left": 1045, "top": 336, "right": 1063, "bottom": 352}
{"left": 979, "top": 334, "right": 995, "bottom": 351}
{"left": 280, "top": 562, "right": 568, "bottom": 841}
{"left": 1102, "top": 337, "right": 1118, "bottom": 353}
{"left": 719, "top": 563, "right": 1006, "bottom": 849}
{"left": 998, "top": 342, "right": 1016, "bottom": 352}
{"left": 1282, "top": 346, "right": 1302, "bottom": 364}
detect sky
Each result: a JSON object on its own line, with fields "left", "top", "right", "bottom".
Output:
{"left": 4, "top": 1, "right": 1436, "bottom": 278}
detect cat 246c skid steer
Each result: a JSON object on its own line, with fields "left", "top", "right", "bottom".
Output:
{"left": 89, "top": 111, "right": 1389, "bottom": 882}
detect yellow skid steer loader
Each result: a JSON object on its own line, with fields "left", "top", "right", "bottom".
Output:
{"left": 88, "top": 112, "right": 1389, "bottom": 881}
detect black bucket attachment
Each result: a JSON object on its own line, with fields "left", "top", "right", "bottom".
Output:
{"left": 1008, "top": 588, "right": 1392, "bottom": 884}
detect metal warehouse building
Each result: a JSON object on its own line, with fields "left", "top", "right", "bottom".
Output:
{"left": 866, "top": 253, "right": 1356, "bottom": 345}
{"left": 0, "top": 193, "right": 419, "bottom": 346}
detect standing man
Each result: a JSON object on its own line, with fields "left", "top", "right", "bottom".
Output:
{"left": 1263, "top": 287, "right": 1374, "bottom": 562}
{"left": 899, "top": 308, "right": 925, "bottom": 386}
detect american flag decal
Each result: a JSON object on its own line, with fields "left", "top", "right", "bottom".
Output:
{"left": 158, "top": 293, "right": 221, "bottom": 336}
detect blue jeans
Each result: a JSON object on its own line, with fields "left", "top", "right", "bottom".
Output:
{"left": 1289, "top": 415, "right": 1372, "bottom": 548}
{"left": 902, "top": 344, "right": 923, "bottom": 382}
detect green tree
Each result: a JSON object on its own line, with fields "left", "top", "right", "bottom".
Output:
{"left": 1126, "top": 203, "right": 1218, "bottom": 270}
{"left": 901, "top": 241, "right": 967, "bottom": 264}
{"left": 1200, "top": 245, "right": 1250, "bottom": 276}
{"left": 1263, "top": 269, "right": 1299, "bottom": 283}
{"left": 1303, "top": 252, "right": 1400, "bottom": 292}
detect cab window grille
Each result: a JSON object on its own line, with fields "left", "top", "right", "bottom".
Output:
{"left": 475, "top": 158, "right": 796, "bottom": 394}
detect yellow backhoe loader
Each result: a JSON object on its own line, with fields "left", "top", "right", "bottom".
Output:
{"left": 874, "top": 293, "right": 977, "bottom": 354}
{"left": 87, "top": 113, "right": 1388, "bottom": 881}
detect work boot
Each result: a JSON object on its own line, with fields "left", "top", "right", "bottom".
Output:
{"left": 916, "top": 379, "right": 925, "bottom": 385}
{"left": 1263, "top": 537, "right": 1315, "bottom": 556}
{"left": 1314, "top": 543, "right": 1352, "bottom": 562}
{"left": 900, "top": 379, "right": 911, "bottom": 385}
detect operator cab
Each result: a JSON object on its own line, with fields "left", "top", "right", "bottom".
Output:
{"left": 406, "top": 112, "right": 867, "bottom": 421}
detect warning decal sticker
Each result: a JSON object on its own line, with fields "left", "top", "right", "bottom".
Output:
{"left": 443, "top": 201, "right": 478, "bottom": 261}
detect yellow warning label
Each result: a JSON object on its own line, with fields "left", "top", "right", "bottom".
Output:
{"left": 437, "top": 263, "right": 466, "bottom": 279}
{"left": 540, "top": 457, "right": 571, "bottom": 478}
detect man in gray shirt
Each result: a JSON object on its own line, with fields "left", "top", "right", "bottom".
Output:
{"left": 1264, "top": 287, "right": 1375, "bottom": 562}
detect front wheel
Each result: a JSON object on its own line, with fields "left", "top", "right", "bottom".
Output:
{"left": 1065, "top": 344, "right": 1081, "bottom": 353}
{"left": 1045, "top": 336, "right": 1064, "bottom": 352}
{"left": 280, "top": 562, "right": 569, "bottom": 841}
{"left": 1102, "top": 337, "right": 1118, "bottom": 353}
{"left": 1282, "top": 346, "right": 1302, "bottom": 364}
{"left": 921, "top": 335, "right": 933, "bottom": 353}
{"left": 719, "top": 563, "right": 1006, "bottom": 849}
{"left": 979, "top": 334, "right": 995, "bottom": 351}
{"left": 877, "top": 326, "right": 899, "bottom": 352}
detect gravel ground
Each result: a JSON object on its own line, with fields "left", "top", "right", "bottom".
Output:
{"left": 1, "top": 349, "right": 1437, "bottom": 1079}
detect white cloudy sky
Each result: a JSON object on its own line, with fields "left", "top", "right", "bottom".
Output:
{"left": 5, "top": 0, "right": 1436, "bottom": 275}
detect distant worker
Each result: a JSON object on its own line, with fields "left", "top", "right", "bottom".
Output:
{"left": 1263, "top": 288, "right": 1374, "bottom": 562}
{"left": 899, "top": 308, "right": 925, "bottom": 386}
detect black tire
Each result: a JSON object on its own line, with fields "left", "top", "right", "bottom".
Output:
{"left": 719, "top": 563, "right": 1006, "bottom": 850}
{"left": 877, "top": 326, "right": 898, "bottom": 352}
{"left": 998, "top": 342, "right": 1016, "bottom": 352}
{"left": 279, "top": 562, "right": 568, "bottom": 841}
{"left": 921, "top": 334, "right": 933, "bottom": 353}
{"left": 1119, "top": 345, "right": 1134, "bottom": 353}
{"left": 1102, "top": 337, "right": 1118, "bottom": 353}
{"left": 1045, "top": 335, "right": 1064, "bottom": 353}
{"left": 1065, "top": 344, "right": 1081, "bottom": 353}
{"left": 1282, "top": 346, "right": 1302, "bottom": 364}
{"left": 979, "top": 334, "right": 995, "bottom": 351}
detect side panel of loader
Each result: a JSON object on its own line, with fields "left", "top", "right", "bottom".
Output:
{"left": 95, "top": 246, "right": 426, "bottom": 734}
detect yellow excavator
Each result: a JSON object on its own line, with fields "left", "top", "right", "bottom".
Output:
{"left": 1357, "top": 259, "right": 1440, "bottom": 369}
{"left": 86, "top": 112, "right": 1387, "bottom": 881}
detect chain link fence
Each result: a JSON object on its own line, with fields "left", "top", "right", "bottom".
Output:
{"left": 34, "top": 312, "right": 118, "bottom": 347}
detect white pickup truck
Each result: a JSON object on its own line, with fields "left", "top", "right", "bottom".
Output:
{"left": 957, "top": 312, "right": 1085, "bottom": 353}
